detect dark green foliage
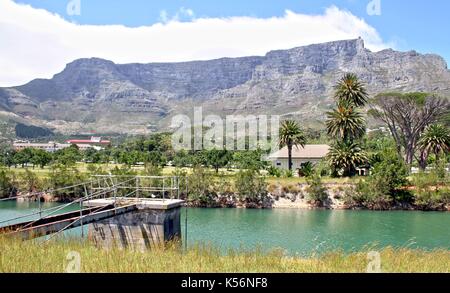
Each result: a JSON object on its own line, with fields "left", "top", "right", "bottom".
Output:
{"left": 234, "top": 169, "right": 267, "bottom": 202}
{"left": 203, "top": 149, "right": 232, "bottom": 173}
{"left": 0, "top": 168, "right": 15, "bottom": 198}
{"left": 54, "top": 145, "right": 81, "bottom": 166}
{"left": 326, "top": 106, "right": 366, "bottom": 141}
{"left": 231, "top": 150, "right": 267, "bottom": 171}
{"left": 334, "top": 73, "right": 369, "bottom": 107}
{"left": 306, "top": 174, "right": 328, "bottom": 207}
{"left": 351, "top": 148, "right": 411, "bottom": 209}
{"left": 328, "top": 141, "right": 368, "bottom": 177}
{"left": 327, "top": 74, "right": 369, "bottom": 177}
{"left": 47, "top": 164, "right": 87, "bottom": 201}
{"left": 15, "top": 123, "right": 53, "bottom": 139}
{"left": 279, "top": 120, "right": 307, "bottom": 171}
{"left": 267, "top": 166, "right": 281, "bottom": 177}
{"left": 298, "top": 162, "right": 314, "bottom": 177}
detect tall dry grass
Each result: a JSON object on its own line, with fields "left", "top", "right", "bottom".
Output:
{"left": 0, "top": 237, "right": 449, "bottom": 273}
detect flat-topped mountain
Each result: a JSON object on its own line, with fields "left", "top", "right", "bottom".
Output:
{"left": 1, "top": 38, "right": 449, "bottom": 136}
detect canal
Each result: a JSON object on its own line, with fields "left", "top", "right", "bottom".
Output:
{"left": 1, "top": 201, "right": 449, "bottom": 255}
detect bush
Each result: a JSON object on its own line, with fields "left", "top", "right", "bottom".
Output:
{"left": 282, "top": 170, "right": 294, "bottom": 178}
{"left": 306, "top": 174, "right": 328, "bottom": 207}
{"left": 234, "top": 169, "right": 267, "bottom": 202}
{"left": 412, "top": 172, "right": 450, "bottom": 210}
{"left": 267, "top": 166, "right": 281, "bottom": 178}
{"left": 187, "top": 166, "right": 213, "bottom": 204}
{"left": 0, "top": 168, "right": 16, "bottom": 198}
{"left": 47, "top": 164, "right": 87, "bottom": 201}
{"left": 350, "top": 179, "right": 393, "bottom": 210}
{"left": 19, "top": 169, "right": 42, "bottom": 193}
{"left": 351, "top": 149, "right": 412, "bottom": 208}
{"left": 298, "top": 162, "right": 314, "bottom": 177}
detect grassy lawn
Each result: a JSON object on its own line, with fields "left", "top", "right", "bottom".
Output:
{"left": 8, "top": 165, "right": 360, "bottom": 186}
{"left": 0, "top": 237, "right": 448, "bottom": 273}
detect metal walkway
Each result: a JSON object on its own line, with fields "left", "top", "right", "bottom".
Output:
{"left": 0, "top": 175, "right": 184, "bottom": 241}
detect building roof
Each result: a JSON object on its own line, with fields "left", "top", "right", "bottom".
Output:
{"left": 66, "top": 136, "right": 111, "bottom": 144}
{"left": 268, "top": 145, "right": 330, "bottom": 159}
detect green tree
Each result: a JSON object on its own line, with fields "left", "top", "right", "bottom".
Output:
{"left": 279, "top": 120, "right": 307, "bottom": 171}
{"left": 328, "top": 141, "right": 368, "bottom": 177}
{"left": 14, "top": 148, "right": 33, "bottom": 167}
{"left": 334, "top": 73, "right": 369, "bottom": 107}
{"left": 232, "top": 150, "right": 266, "bottom": 171}
{"left": 0, "top": 168, "right": 15, "bottom": 198}
{"left": 234, "top": 169, "right": 267, "bottom": 203}
{"left": 418, "top": 124, "right": 450, "bottom": 169}
{"left": 370, "top": 92, "right": 449, "bottom": 165}
{"left": 204, "top": 149, "right": 232, "bottom": 173}
{"left": 30, "top": 149, "right": 52, "bottom": 169}
{"left": 326, "top": 105, "right": 366, "bottom": 142}
{"left": 54, "top": 145, "right": 81, "bottom": 166}
{"left": 327, "top": 74, "right": 369, "bottom": 177}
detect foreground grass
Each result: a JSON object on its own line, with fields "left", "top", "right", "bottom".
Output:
{"left": 0, "top": 238, "right": 449, "bottom": 273}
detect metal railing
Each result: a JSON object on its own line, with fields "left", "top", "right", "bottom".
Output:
{"left": 0, "top": 175, "right": 186, "bottom": 241}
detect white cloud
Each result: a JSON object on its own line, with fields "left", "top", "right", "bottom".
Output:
{"left": 0, "top": 0, "right": 391, "bottom": 87}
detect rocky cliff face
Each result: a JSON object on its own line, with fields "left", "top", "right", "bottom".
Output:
{"left": 1, "top": 38, "right": 449, "bottom": 135}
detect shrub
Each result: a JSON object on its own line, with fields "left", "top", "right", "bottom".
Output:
{"left": 267, "top": 166, "right": 281, "bottom": 178}
{"left": 306, "top": 174, "right": 328, "bottom": 207}
{"left": 19, "top": 169, "right": 42, "bottom": 192}
{"left": 412, "top": 172, "right": 450, "bottom": 210}
{"left": 47, "top": 164, "right": 87, "bottom": 201}
{"left": 282, "top": 170, "right": 294, "bottom": 178}
{"left": 351, "top": 148, "right": 411, "bottom": 208}
{"left": 188, "top": 166, "right": 213, "bottom": 202}
{"left": 234, "top": 169, "right": 267, "bottom": 202}
{"left": 0, "top": 168, "right": 15, "bottom": 198}
{"left": 298, "top": 162, "right": 314, "bottom": 177}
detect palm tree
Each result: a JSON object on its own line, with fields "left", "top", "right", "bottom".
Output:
{"left": 328, "top": 141, "right": 368, "bottom": 177}
{"left": 334, "top": 73, "right": 369, "bottom": 107}
{"left": 419, "top": 124, "right": 450, "bottom": 165}
{"left": 279, "top": 120, "right": 307, "bottom": 171}
{"left": 326, "top": 105, "right": 366, "bottom": 142}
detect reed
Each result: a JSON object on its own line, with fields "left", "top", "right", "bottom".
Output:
{"left": 0, "top": 237, "right": 449, "bottom": 273}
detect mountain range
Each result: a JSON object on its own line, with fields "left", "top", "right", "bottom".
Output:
{"left": 1, "top": 38, "right": 449, "bottom": 138}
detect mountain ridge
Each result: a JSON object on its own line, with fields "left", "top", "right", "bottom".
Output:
{"left": 1, "top": 38, "right": 449, "bottom": 137}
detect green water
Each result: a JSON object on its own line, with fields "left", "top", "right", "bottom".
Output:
{"left": 182, "top": 208, "right": 450, "bottom": 255}
{"left": 1, "top": 202, "right": 449, "bottom": 254}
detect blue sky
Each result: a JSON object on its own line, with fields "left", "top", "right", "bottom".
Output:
{"left": 2, "top": 0, "right": 449, "bottom": 86}
{"left": 14, "top": 0, "right": 450, "bottom": 62}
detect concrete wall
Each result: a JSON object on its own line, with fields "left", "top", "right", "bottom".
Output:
{"left": 88, "top": 207, "right": 182, "bottom": 251}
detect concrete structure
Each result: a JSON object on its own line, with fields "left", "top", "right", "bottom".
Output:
{"left": 268, "top": 145, "right": 330, "bottom": 170}
{"left": 13, "top": 141, "right": 70, "bottom": 152}
{"left": 84, "top": 198, "right": 184, "bottom": 251}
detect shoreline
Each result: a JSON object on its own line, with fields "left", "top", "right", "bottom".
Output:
{"left": 6, "top": 195, "right": 450, "bottom": 212}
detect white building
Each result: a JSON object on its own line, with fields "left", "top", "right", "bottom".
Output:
{"left": 268, "top": 145, "right": 330, "bottom": 170}
{"left": 13, "top": 141, "right": 71, "bottom": 153}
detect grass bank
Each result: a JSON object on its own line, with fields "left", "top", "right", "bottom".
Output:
{"left": 0, "top": 238, "right": 449, "bottom": 273}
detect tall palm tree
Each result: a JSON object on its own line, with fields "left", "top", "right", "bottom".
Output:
{"left": 334, "top": 73, "right": 369, "bottom": 107}
{"left": 419, "top": 124, "right": 450, "bottom": 163}
{"left": 326, "top": 105, "right": 366, "bottom": 142}
{"left": 328, "top": 141, "right": 368, "bottom": 177}
{"left": 279, "top": 120, "right": 307, "bottom": 171}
